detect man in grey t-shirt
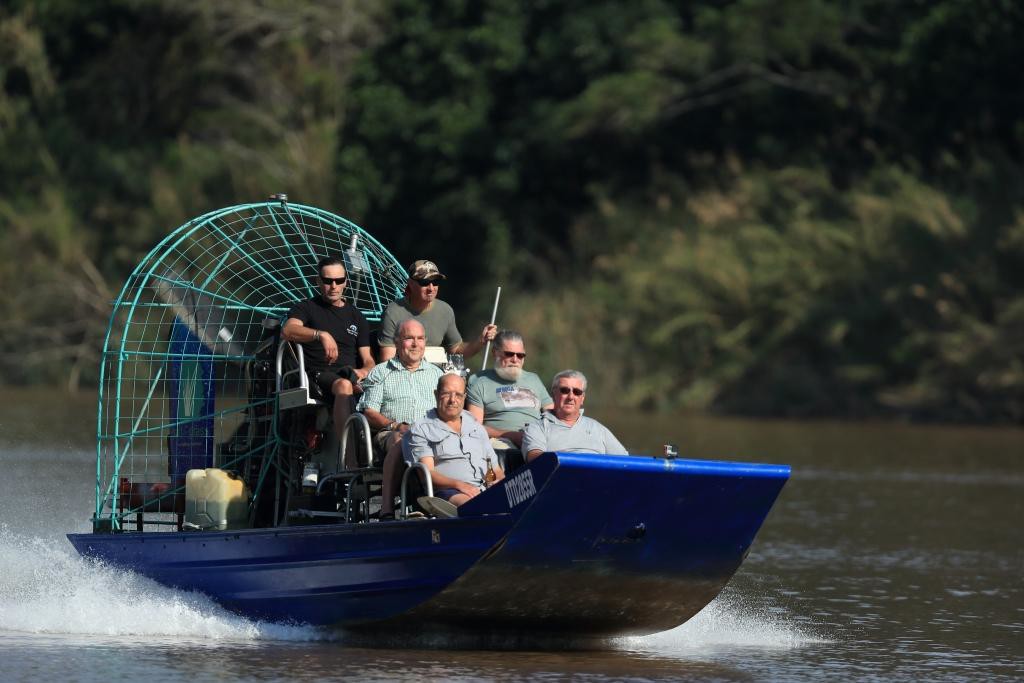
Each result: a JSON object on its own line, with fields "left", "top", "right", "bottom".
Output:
{"left": 466, "top": 330, "right": 553, "bottom": 468}
{"left": 377, "top": 259, "right": 496, "bottom": 362}
{"left": 523, "top": 369, "right": 627, "bottom": 462}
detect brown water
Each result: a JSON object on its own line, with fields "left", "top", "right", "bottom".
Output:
{"left": 0, "top": 389, "right": 1021, "bottom": 681}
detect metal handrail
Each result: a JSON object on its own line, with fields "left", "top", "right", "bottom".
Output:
{"left": 274, "top": 339, "right": 309, "bottom": 394}
{"left": 399, "top": 461, "right": 434, "bottom": 520}
{"left": 339, "top": 412, "right": 373, "bottom": 471}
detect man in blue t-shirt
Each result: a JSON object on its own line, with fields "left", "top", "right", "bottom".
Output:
{"left": 283, "top": 255, "right": 374, "bottom": 461}
{"left": 466, "top": 330, "right": 553, "bottom": 471}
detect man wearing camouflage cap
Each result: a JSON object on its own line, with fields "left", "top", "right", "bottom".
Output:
{"left": 377, "top": 259, "right": 497, "bottom": 362}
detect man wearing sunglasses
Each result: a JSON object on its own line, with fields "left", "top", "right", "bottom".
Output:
{"left": 283, "top": 255, "right": 375, "bottom": 463}
{"left": 523, "top": 370, "right": 627, "bottom": 462}
{"left": 377, "top": 259, "right": 497, "bottom": 362}
{"left": 466, "top": 330, "right": 553, "bottom": 471}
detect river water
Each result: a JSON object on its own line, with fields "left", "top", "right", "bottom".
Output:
{"left": 0, "top": 389, "right": 1021, "bottom": 681}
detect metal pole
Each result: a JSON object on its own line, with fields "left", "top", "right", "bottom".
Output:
{"left": 481, "top": 286, "right": 502, "bottom": 371}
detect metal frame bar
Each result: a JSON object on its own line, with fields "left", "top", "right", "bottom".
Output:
{"left": 339, "top": 412, "right": 373, "bottom": 471}
{"left": 400, "top": 462, "right": 435, "bottom": 520}
{"left": 92, "top": 200, "right": 407, "bottom": 532}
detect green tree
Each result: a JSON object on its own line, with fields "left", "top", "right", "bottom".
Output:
{"left": 0, "top": 0, "right": 384, "bottom": 387}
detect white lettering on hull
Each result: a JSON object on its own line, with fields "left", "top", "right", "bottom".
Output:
{"left": 504, "top": 470, "right": 537, "bottom": 509}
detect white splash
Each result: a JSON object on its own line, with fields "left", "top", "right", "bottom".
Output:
{"left": 0, "top": 525, "right": 323, "bottom": 642}
{"left": 621, "top": 592, "right": 826, "bottom": 653}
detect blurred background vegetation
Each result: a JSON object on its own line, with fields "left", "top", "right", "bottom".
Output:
{"left": 1, "top": 0, "right": 1022, "bottom": 422}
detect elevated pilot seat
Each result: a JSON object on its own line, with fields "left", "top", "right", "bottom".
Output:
{"left": 274, "top": 335, "right": 382, "bottom": 522}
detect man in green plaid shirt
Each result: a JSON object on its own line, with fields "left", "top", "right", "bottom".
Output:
{"left": 358, "top": 319, "right": 443, "bottom": 517}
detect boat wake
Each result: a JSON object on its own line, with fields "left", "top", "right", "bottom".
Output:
{"left": 0, "top": 441, "right": 809, "bottom": 651}
{"left": 618, "top": 590, "right": 825, "bottom": 653}
{"left": 0, "top": 524, "right": 324, "bottom": 643}
{"left": 1, "top": 523, "right": 818, "bottom": 651}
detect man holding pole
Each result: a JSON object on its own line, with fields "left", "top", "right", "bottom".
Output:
{"left": 377, "top": 260, "right": 497, "bottom": 362}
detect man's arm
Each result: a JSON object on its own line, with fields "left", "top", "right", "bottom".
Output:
{"left": 282, "top": 317, "right": 311, "bottom": 342}
{"left": 355, "top": 346, "right": 375, "bottom": 380}
{"left": 603, "top": 425, "right": 628, "bottom": 455}
{"left": 376, "top": 305, "right": 399, "bottom": 362}
{"left": 522, "top": 421, "right": 546, "bottom": 462}
{"left": 283, "top": 317, "right": 338, "bottom": 364}
{"left": 353, "top": 312, "right": 375, "bottom": 378}
{"left": 358, "top": 371, "right": 409, "bottom": 433}
{"left": 466, "top": 403, "right": 526, "bottom": 445}
{"left": 539, "top": 385, "right": 555, "bottom": 412}
{"left": 361, "top": 407, "right": 411, "bottom": 434}
{"left": 465, "top": 403, "right": 486, "bottom": 426}
{"left": 448, "top": 323, "right": 498, "bottom": 359}
{"left": 356, "top": 368, "right": 382, "bottom": 414}
{"left": 419, "top": 456, "right": 482, "bottom": 498}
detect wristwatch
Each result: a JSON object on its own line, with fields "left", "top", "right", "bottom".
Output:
{"left": 312, "top": 329, "right": 320, "bottom": 341}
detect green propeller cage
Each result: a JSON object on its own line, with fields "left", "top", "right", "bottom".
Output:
{"left": 94, "top": 198, "right": 405, "bottom": 531}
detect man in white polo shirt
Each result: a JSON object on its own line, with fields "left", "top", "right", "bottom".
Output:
{"left": 523, "top": 369, "right": 627, "bottom": 462}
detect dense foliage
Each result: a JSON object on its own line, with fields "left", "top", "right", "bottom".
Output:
{"left": 2, "top": 0, "right": 1022, "bottom": 421}
{"left": 1, "top": 0, "right": 386, "bottom": 387}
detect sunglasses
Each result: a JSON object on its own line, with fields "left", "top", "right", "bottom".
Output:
{"left": 557, "top": 386, "right": 584, "bottom": 396}
{"left": 502, "top": 351, "right": 527, "bottom": 360}
{"left": 320, "top": 276, "right": 347, "bottom": 285}
{"left": 414, "top": 278, "right": 439, "bottom": 287}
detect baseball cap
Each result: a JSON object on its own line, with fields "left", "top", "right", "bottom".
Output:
{"left": 408, "top": 259, "right": 446, "bottom": 281}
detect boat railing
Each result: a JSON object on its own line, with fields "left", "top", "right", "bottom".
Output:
{"left": 339, "top": 412, "right": 374, "bottom": 470}
{"left": 399, "top": 461, "right": 434, "bottom": 520}
{"left": 275, "top": 339, "right": 322, "bottom": 409}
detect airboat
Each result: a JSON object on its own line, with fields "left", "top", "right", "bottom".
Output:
{"left": 67, "top": 197, "right": 790, "bottom": 640}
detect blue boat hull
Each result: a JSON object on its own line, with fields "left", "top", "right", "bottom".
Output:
{"left": 68, "top": 452, "right": 789, "bottom": 637}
